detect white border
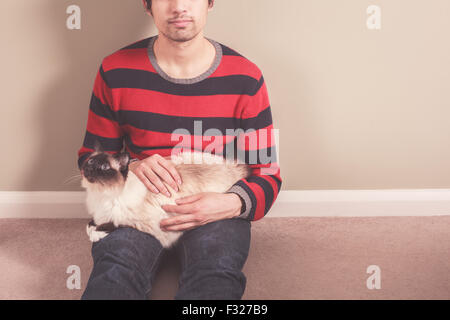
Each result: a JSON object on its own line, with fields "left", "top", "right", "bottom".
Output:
{"left": 0, "top": 189, "right": 449, "bottom": 218}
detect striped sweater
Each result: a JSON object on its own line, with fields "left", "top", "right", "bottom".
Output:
{"left": 77, "top": 35, "right": 282, "bottom": 221}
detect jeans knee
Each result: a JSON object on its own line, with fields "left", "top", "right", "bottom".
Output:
{"left": 83, "top": 227, "right": 165, "bottom": 299}
{"left": 91, "top": 227, "right": 163, "bottom": 271}
{"left": 175, "top": 219, "right": 251, "bottom": 299}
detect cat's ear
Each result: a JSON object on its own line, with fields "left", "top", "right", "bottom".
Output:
{"left": 117, "top": 151, "right": 130, "bottom": 168}
{"left": 93, "top": 140, "right": 104, "bottom": 153}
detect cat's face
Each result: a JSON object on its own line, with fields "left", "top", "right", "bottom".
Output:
{"left": 80, "top": 151, "right": 130, "bottom": 190}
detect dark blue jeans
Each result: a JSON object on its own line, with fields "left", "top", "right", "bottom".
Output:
{"left": 81, "top": 218, "right": 251, "bottom": 300}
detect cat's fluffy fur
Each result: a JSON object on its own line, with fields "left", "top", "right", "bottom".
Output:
{"left": 81, "top": 150, "right": 251, "bottom": 248}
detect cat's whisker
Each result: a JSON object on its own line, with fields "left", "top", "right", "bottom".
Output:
{"left": 62, "top": 178, "right": 79, "bottom": 185}
{"left": 62, "top": 173, "right": 83, "bottom": 185}
{"left": 67, "top": 174, "right": 82, "bottom": 181}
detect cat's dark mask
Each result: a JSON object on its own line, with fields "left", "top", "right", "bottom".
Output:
{"left": 81, "top": 141, "right": 130, "bottom": 186}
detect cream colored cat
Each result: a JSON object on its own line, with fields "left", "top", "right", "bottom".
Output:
{"left": 80, "top": 148, "right": 250, "bottom": 248}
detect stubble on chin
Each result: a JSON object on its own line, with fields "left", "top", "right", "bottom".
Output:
{"left": 162, "top": 23, "right": 200, "bottom": 43}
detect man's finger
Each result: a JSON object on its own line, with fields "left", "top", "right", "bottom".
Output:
{"left": 151, "top": 162, "right": 179, "bottom": 194}
{"left": 176, "top": 193, "right": 203, "bottom": 204}
{"left": 157, "top": 157, "right": 183, "bottom": 186}
{"left": 141, "top": 167, "right": 169, "bottom": 195}
{"left": 163, "top": 222, "right": 198, "bottom": 232}
{"left": 134, "top": 170, "right": 159, "bottom": 194}
{"left": 162, "top": 203, "right": 197, "bottom": 214}
{"left": 160, "top": 213, "right": 198, "bottom": 228}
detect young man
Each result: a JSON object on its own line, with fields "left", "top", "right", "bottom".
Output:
{"left": 78, "top": 0, "right": 282, "bottom": 299}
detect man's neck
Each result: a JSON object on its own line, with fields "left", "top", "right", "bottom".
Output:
{"left": 153, "top": 33, "right": 215, "bottom": 79}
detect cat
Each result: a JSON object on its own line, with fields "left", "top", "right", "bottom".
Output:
{"left": 80, "top": 143, "right": 251, "bottom": 248}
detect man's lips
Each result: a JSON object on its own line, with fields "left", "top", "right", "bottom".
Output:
{"left": 169, "top": 20, "right": 192, "bottom": 27}
{"left": 170, "top": 19, "right": 192, "bottom": 23}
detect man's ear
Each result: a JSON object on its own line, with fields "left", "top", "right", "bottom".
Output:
{"left": 143, "top": 0, "right": 152, "bottom": 16}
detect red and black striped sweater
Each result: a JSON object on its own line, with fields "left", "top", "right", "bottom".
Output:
{"left": 77, "top": 35, "right": 282, "bottom": 221}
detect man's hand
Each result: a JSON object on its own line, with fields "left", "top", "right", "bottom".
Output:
{"left": 129, "top": 154, "right": 182, "bottom": 197}
{"left": 160, "top": 192, "right": 242, "bottom": 231}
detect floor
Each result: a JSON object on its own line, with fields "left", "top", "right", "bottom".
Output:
{"left": 0, "top": 216, "right": 449, "bottom": 299}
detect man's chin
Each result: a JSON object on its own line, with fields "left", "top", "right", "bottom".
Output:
{"left": 164, "top": 30, "right": 199, "bottom": 43}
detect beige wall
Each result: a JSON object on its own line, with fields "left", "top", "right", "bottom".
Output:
{"left": 1, "top": 0, "right": 449, "bottom": 191}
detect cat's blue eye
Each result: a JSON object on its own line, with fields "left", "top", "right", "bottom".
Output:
{"left": 101, "top": 164, "right": 110, "bottom": 170}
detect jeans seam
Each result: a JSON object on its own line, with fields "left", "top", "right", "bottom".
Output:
{"left": 144, "top": 246, "right": 164, "bottom": 296}
{"left": 182, "top": 241, "right": 188, "bottom": 269}
{"left": 174, "top": 241, "right": 188, "bottom": 293}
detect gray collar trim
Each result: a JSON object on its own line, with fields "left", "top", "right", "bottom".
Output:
{"left": 147, "top": 35, "right": 223, "bottom": 84}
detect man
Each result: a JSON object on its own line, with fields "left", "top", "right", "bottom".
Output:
{"left": 78, "top": 0, "right": 282, "bottom": 299}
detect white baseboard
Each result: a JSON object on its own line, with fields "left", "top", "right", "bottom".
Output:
{"left": 0, "top": 189, "right": 449, "bottom": 219}
{"left": 0, "top": 192, "right": 88, "bottom": 219}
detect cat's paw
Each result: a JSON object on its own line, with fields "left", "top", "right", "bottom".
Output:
{"left": 86, "top": 224, "right": 108, "bottom": 242}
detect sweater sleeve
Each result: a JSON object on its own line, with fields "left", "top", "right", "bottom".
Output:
{"left": 225, "top": 72, "right": 282, "bottom": 221}
{"left": 77, "top": 61, "right": 124, "bottom": 170}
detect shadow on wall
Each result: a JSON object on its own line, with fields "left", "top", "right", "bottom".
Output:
{"left": 24, "top": 0, "right": 154, "bottom": 191}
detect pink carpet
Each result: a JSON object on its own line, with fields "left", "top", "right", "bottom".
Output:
{"left": 0, "top": 217, "right": 449, "bottom": 299}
